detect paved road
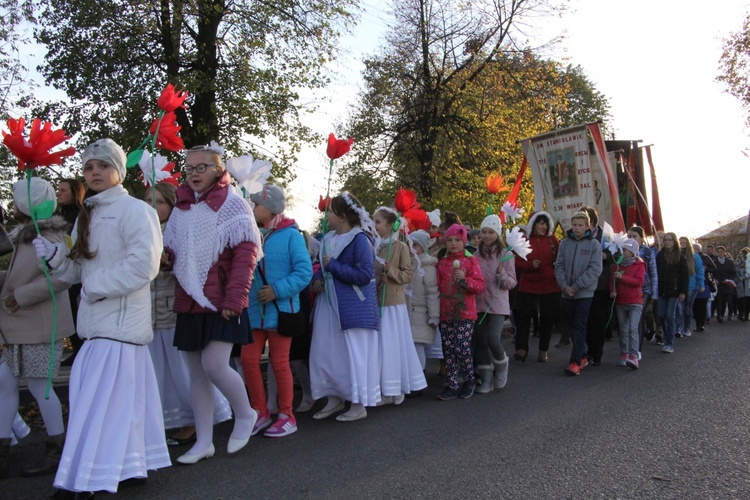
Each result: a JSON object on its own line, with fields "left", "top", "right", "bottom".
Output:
{"left": 5, "top": 320, "right": 750, "bottom": 499}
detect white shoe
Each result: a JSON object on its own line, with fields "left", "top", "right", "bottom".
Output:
{"left": 312, "top": 400, "right": 345, "bottom": 420}
{"left": 637, "top": 351, "right": 642, "bottom": 361}
{"left": 335, "top": 408, "right": 367, "bottom": 422}
{"left": 393, "top": 394, "right": 405, "bottom": 405}
{"left": 227, "top": 410, "right": 257, "bottom": 454}
{"left": 176, "top": 444, "right": 215, "bottom": 464}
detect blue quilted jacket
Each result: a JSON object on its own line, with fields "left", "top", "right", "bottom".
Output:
{"left": 247, "top": 222, "right": 313, "bottom": 330}
{"left": 314, "top": 231, "right": 379, "bottom": 331}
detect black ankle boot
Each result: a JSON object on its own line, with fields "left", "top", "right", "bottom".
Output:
{"left": 0, "top": 437, "right": 10, "bottom": 479}
{"left": 22, "top": 433, "right": 64, "bottom": 477}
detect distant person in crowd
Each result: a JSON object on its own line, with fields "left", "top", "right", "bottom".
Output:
{"left": 674, "top": 236, "right": 703, "bottom": 338}
{"left": 0, "top": 178, "right": 74, "bottom": 479}
{"left": 145, "top": 183, "right": 232, "bottom": 447}
{"left": 627, "top": 226, "right": 658, "bottom": 353}
{"left": 554, "top": 211, "right": 602, "bottom": 376}
{"left": 514, "top": 212, "right": 560, "bottom": 363}
{"left": 373, "top": 207, "right": 426, "bottom": 404}
{"left": 473, "top": 215, "right": 515, "bottom": 393}
{"left": 406, "top": 230, "right": 440, "bottom": 372}
{"left": 55, "top": 179, "right": 85, "bottom": 367}
{"left": 712, "top": 245, "right": 737, "bottom": 323}
{"left": 582, "top": 206, "right": 611, "bottom": 366}
{"left": 435, "top": 224, "right": 485, "bottom": 400}
{"left": 242, "top": 184, "right": 312, "bottom": 438}
{"left": 309, "top": 192, "right": 381, "bottom": 422}
{"left": 466, "top": 228, "right": 481, "bottom": 254}
{"left": 692, "top": 243, "right": 714, "bottom": 332}
{"left": 736, "top": 247, "right": 750, "bottom": 321}
{"left": 655, "top": 232, "right": 689, "bottom": 353}
{"left": 610, "top": 238, "right": 645, "bottom": 369}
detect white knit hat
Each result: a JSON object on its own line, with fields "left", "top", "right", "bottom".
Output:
{"left": 81, "top": 138, "right": 127, "bottom": 182}
{"left": 409, "top": 229, "right": 431, "bottom": 253}
{"left": 13, "top": 177, "right": 56, "bottom": 218}
{"left": 622, "top": 238, "right": 639, "bottom": 256}
{"left": 481, "top": 214, "right": 503, "bottom": 239}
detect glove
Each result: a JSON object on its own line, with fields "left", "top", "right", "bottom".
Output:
{"left": 33, "top": 236, "right": 56, "bottom": 261}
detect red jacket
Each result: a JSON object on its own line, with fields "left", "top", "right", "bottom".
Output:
{"left": 436, "top": 251, "right": 486, "bottom": 321}
{"left": 169, "top": 171, "right": 259, "bottom": 315}
{"left": 610, "top": 259, "right": 645, "bottom": 305}
{"left": 516, "top": 233, "right": 560, "bottom": 295}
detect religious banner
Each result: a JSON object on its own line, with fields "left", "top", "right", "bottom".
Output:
{"left": 521, "top": 122, "right": 624, "bottom": 232}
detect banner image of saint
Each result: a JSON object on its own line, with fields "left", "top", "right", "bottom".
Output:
{"left": 547, "top": 148, "right": 578, "bottom": 199}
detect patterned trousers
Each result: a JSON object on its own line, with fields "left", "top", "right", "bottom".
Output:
{"left": 439, "top": 319, "right": 475, "bottom": 390}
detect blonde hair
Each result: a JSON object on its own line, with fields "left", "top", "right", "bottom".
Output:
{"left": 570, "top": 212, "right": 590, "bottom": 226}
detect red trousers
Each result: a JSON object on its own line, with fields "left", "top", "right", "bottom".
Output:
{"left": 241, "top": 329, "right": 294, "bottom": 418}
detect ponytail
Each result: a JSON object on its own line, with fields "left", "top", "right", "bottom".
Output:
{"left": 69, "top": 189, "right": 98, "bottom": 260}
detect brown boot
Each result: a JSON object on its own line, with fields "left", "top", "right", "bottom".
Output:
{"left": 538, "top": 351, "right": 548, "bottom": 363}
{"left": 514, "top": 349, "right": 527, "bottom": 363}
{"left": 20, "top": 433, "right": 64, "bottom": 477}
{"left": 0, "top": 437, "right": 10, "bottom": 479}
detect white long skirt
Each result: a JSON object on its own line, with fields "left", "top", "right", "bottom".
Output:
{"left": 54, "top": 339, "right": 171, "bottom": 493}
{"left": 379, "top": 304, "right": 427, "bottom": 395}
{"left": 424, "top": 326, "right": 444, "bottom": 359}
{"left": 310, "top": 295, "right": 381, "bottom": 407}
{"left": 149, "top": 327, "right": 232, "bottom": 429}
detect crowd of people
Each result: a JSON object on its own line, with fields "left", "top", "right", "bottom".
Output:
{"left": 0, "top": 139, "right": 748, "bottom": 498}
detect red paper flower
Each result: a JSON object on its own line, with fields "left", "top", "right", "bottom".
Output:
{"left": 2, "top": 118, "right": 76, "bottom": 170}
{"left": 485, "top": 174, "right": 509, "bottom": 195}
{"left": 149, "top": 112, "right": 184, "bottom": 152}
{"left": 157, "top": 83, "right": 189, "bottom": 113}
{"left": 318, "top": 195, "right": 332, "bottom": 212}
{"left": 394, "top": 187, "right": 430, "bottom": 232}
{"left": 326, "top": 133, "right": 354, "bottom": 160}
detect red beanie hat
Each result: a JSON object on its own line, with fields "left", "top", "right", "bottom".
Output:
{"left": 443, "top": 223, "right": 467, "bottom": 245}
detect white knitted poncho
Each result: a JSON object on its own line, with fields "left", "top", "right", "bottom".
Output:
{"left": 164, "top": 191, "right": 262, "bottom": 311}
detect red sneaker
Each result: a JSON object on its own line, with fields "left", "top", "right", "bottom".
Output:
{"left": 564, "top": 362, "right": 581, "bottom": 376}
{"left": 578, "top": 358, "right": 589, "bottom": 371}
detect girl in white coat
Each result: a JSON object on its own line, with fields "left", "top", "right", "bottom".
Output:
{"left": 34, "top": 139, "right": 169, "bottom": 495}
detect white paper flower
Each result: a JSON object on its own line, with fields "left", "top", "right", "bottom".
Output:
{"left": 138, "top": 150, "right": 176, "bottom": 187}
{"left": 605, "top": 231, "right": 629, "bottom": 255}
{"left": 427, "top": 209, "right": 441, "bottom": 228}
{"left": 226, "top": 154, "right": 272, "bottom": 197}
{"left": 505, "top": 226, "right": 532, "bottom": 260}
{"left": 500, "top": 201, "right": 525, "bottom": 222}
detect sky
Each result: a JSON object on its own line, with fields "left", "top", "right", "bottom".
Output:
{"left": 284, "top": 0, "right": 750, "bottom": 239}
{"left": 9, "top": 1, "right": 749, "bottom": 239}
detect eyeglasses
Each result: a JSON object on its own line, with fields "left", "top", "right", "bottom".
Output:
{"left": 184, "top": 163, "right": 217, "bottom": 175}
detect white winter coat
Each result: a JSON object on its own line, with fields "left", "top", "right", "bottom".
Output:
{"left": 48, "top": 185, "right": 162, "bottom": 345}
{"left": 406, "top": 252, "right": 440, "bottom": 344}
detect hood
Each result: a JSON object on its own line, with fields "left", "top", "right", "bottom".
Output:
{"left": 566, "top": 228, "right": 593, "bottom": 241}
{"left": 11, "top": 215, "right": 70, "bottom": 245}
{"left": 525, "top": 211, "right": 555, "bottom": 237}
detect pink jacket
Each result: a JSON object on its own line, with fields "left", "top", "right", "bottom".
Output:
{"left": 476, "top": 248, "right": 517, "bottom": 316}
{"left": 168, "top": 171, "right": 259, "bottom": 314}
{"left": 436, "top": 251, "right": 486, "bottom": 321}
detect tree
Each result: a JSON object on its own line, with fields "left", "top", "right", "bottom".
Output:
{"left": 718, "top": 15, "right": 750, "bottom": 128}
{"left": 341, "top": 0, "right": 610, "bottom": 224}
{"left": 555, "top": 64, "right": 611, "bottom": 134}
{"left": 32, "top": 0, "right": 357, "bottom": 180}
{"left": 0, "top": 0, "right": 35, "bottom": 117}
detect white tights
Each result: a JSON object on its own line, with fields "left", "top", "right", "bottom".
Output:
{"left": 183, "top": 341, "right": 254, "bottom": 454}
{"left": 0, "top": 361, "right": 64, "bottom": 438}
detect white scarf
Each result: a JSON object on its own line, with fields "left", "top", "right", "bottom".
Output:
{"left": 164, "top": 192, "right": 262, "bottom": 310}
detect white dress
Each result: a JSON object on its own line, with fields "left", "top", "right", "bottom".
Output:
{"left": 379, "top": 304, "right": 428, "bottom": 395}
{"left": 54, "top": 340, "right": 171, "bottom": 493}
{"left": 309, "top": 230, "right": 381, "bottom": 407}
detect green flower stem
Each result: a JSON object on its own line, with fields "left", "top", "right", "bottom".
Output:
{"left": 26, "top": 170, "right": 58, "bottom": 399}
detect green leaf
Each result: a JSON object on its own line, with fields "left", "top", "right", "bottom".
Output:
{"left": 32, "top": 200, "right": 56, "bottom": 221}
{"left": 126, "top": 149, "right": 144, "bottom": 169}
